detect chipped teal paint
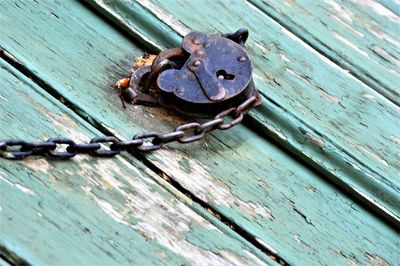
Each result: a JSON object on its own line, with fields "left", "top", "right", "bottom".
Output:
{"left": 87, "top": 0, "right": 400, "bottom": 225}
{"left": 250, "top": 0, "right": 400, "bottom": 105}
{"left": 178, "top": 157, "right": 192, "bottom": 174}
{"left": 87, "top": 0, "right": 181, "bottom": 52}
{"left": 0, "top": 60, "right": 273, "bottom": 266}
{"left": 380, "top": 0, "right": 400, "bottom": 15}
{"left": 1, "top": 0, "right": 399, "bottom": 265}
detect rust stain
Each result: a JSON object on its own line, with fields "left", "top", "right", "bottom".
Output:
{"left": 115, "top": 77, "right": 130, "bottom": 90}
{"left": 134, "top": 54, "right": 157, "bottom": 68}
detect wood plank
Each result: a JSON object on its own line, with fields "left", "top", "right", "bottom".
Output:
{"left": 0, "top": 0, "right": 399, "bottom": 264}
{"left": 87, "top": 0, "right": 400, "bottom": 227}
{"left": 0, "top": 59, "right": 272, "bottom": 265}
{"left": 380, "top": 0, "right": 400, "bottom": 15}
{"left": 250, "top": 0, "right": 400, "bottom": 105}
{"left": 0, "top": 258, "right": 11, "bottom": 266}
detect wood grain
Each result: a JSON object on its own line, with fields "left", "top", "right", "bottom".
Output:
{"left": 0, "top": 0, "right": 398, "bottom": 265}
{"left": 0, "top": 59, "right": 272, "bottom": 266}
{"left": 250, "top": 0, "right": 400, "bottom": 105}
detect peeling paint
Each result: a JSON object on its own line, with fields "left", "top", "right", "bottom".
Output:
{"left": 306, "top": 133, "right": 326, "bottom": 148}
{"left": 154, "top": 149, "right": 277, "bottom": 223}
{"left": 81, "top": 169, "right": 261, "bottom": 266}
{"left": 362, "top": 93, "right": 376, "bottom": 101}
{"left": 357, "top": 0, "right": 400, "bottom": 23}
{"left": 256, "top": 238, "right": 278, "bottom": 255}
{"left": 92, "top": 195, "right": 128, "bottom": 225}
{"left": 92, "top": 0, "right": 163, "bottom": 50}
{"left": 0, "top": 94, "right": 8, "bottom": 101}
{"left": 351, "top": 186, "right": 399, "bottom": 223}
{"left": 248, "top": 202, "right": 274, "bottom": 220}
{"left": 136, "top": 0, "right": 190, "bottom": 36}
{"left": 286, "top": 68, "right": 341, "bottom": 104}
{"left": 330, "top": 15, "right": 364, "bottom": 37}
{"left": 333, "top": 32, "right": 369, "bottom": 58}
{"left": 325, "top": 0, "right": 355, "bottom": 22}
{"left": 367, "top": 28, "right": 400, "bottom": 47}
{"left": 351, "top": 144, "right": 389, "bottom": 167}
{"left": 370, "top": 45, "right": 400, "bottom": 67}
{"left": 25, "top": 158, "right": 51, "bottom": 173}
{"left": 254, "top": 42, "right": 269, "bottom": 54}
{"left": 265, "top": 123, "right": 287, "bottom": 140}
{"left": 0, "top": 175, "right": 36, "bottom": 195}
{"left": 389, "top": 135, "right": 400, "bottom": 145}
{"left": 364, "top": 252, "right": 390, "bottom": 266}
{"left": 15, "top": 184, "right": 36, "bottom": 195}
{"left": 314, "top": 86, "right": 341, "bottom": 104}
{"left": 279, "top": 53, "right": 290, "bottom": 62}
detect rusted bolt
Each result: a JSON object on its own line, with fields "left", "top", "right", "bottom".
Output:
{"left": 238, "top": 55, "right": 246, "bottom": 62}
{"left": 193, "top": 38, "right": 202, "bottom": 45}
{"left": 174, "top": 86, "right": 184, "bottom": 95}
{"left": 192, "top": 60, "right": 201, "bottom": 67}
{"left": 178, "top": 73, "right": 187, "bottom": 80}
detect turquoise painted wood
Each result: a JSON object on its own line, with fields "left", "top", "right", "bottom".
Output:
{"left": 0, "top": 60, "right": 273, "bottom": 265}
{"left": 1, "top": 0, "right": 399, "bottom": 265}
{"left": 250, "top": 0, "right": 400, "bottom": 105}
{"left": 88, "top": 0, "right": 400, "bottom": 226}
{"left": 0, "top": 257, "right": 11, "bottom": 266}
{"left": 380, "top": 0, "right": 400, "bottom": 15}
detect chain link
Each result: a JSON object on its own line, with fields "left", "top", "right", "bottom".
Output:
{"left": 0, "top": 96, "right": 258, "bottom": 159}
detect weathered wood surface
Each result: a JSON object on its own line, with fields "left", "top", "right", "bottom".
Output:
{"left": 0, "top": 60, "right": 273, "bottom": 265}
{"left": 1, "top": 0, "right": 399, "bottom": 265}
{"left": 250, "top": 0, "right": 400, "bottom": 105}
{"left": 88, "top": 0, "right": 400, "bottom": 227}
{"left": 0, "top": 258, "right": 10, "bottom": 266}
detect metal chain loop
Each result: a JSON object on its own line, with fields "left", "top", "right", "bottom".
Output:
{"left": 90, "top": 136, "right": 120, "bottom": 157}
{"left": 197, "top": 118, "right": 224, "bottom": 133}
{"left": 67, "top": 143, "right": 101, "bottom": 154}
{"left": 23, "top": 141, "right": 57, "bottom": 156}
{"left": 110, "top": 139, "right": 144, "bottom": 151}
{"left": 175, "top": 122, "right": 205, "bottom": 143}
{"left": 216, "top": 108, "right": 244, "bottom": 130}
{"left": 46, "top": 137, "right": 77, "bottom": 159}
{"left": 154, "top": 131, "right": 184, "bottom": 144}
{"left": 133, "top": 132, "right": 164, "bottom": 152}
{"left": 0, "top": 140, "right": 33, "bottom": 159}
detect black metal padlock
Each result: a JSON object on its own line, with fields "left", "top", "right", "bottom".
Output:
{"left": 124, "top": 29, "right": 261, "bottom": 118}
{"left": 157, "top": 30, "right": 260, "bottom": 117}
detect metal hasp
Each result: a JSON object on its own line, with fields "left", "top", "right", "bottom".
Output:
{"left": 125, "top": 29, "right": 262, "bottom": 117}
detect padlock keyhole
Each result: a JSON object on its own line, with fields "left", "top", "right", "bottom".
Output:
{"left": 216, "top": 70, "right": 235, "bottom": 80}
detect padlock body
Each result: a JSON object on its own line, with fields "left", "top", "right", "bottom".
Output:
{"left": 157, "top": 31, "right": 260, "bottom": 117}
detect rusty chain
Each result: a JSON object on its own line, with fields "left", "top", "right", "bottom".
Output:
{"left": 0, "top": 96, "right": 258, "bottom": 159}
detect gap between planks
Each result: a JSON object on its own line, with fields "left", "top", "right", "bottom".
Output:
{"left": 0, "top": 246, "right": 28, "bottom": 266}
{"left": 0, "top": 49, "right": 287, "bottom": 266}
